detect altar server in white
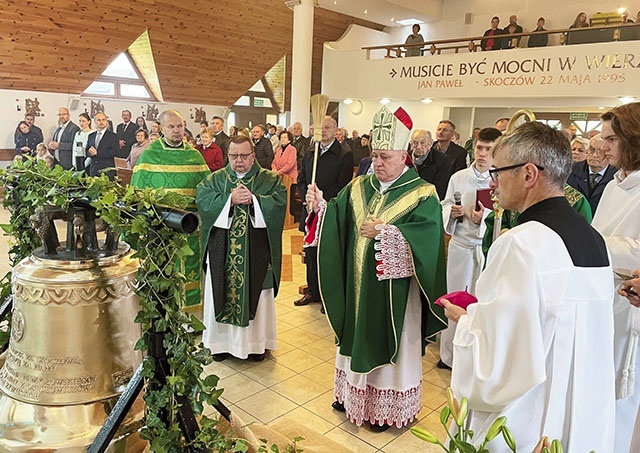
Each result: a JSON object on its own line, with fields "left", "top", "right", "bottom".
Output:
{"left": 438, "top": 127, "right": 502, "bottom": 369}
{"left": 442, "top": 121, "right": 615, "bottom": 452}
{"left": 592, "top": 103, "right": 640, "bottom": 453}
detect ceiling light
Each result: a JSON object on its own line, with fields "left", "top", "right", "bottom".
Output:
{"left": 619, "top": 96, "right": 635, "bottom": 104}
{"left": 380, "top": 98, "right": 391, "bottom": 105}
{"left": 343, "top": 98, "right": 353, "bottom": 105}
{"left": 395, "top": 18, "right": 424, "bottom": 26}
{"left": 364, "top": 10, "right": 368, "bottom": 14}
{"left": 421, "top": 98, "right": 433, "bottom": 104}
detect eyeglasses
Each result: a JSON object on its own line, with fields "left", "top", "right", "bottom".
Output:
{"left": 489, "top": 162, "right": 544, "bottom": 182}
{"left": 228, "top": 153, "right": 254, "bottom": 160}
{"left": 586, "top": 147, "right": 602, "bottom": 155}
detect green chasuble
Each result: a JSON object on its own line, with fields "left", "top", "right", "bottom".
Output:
{"left": 318, "top": 168, "right": 447, "bottom": 374}
{"left": 482, "top": 184, "right": 592, "bottom": 257}
{"left": 131, "top": 138, "right": 210, "bottom": 307}
{"left": 196, "top": 161, "right": 286, "bottom": 327}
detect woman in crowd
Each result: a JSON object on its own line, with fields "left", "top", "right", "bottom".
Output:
{"left": 591, "top": 102, "right": 640, "bottom": 453}
{"left": 196, "top": 128, "right": 223, "bottom": 172}
{"left": 136, "top": 116, "right": 148, "bottom": 131}
{"left": 229, "top": 126, "right": 238, "bottom": 137}
{"left": 570, "top": 12, "right": 590, "bottom": 28}
{"left": 14, "top": 121, "right": 39, "bottom": 155}
{"left": 73, "top": 112, "right": 93, "bottom": 170}
{"left": 127, "top": 129, "right": 150, "bottom": 169}
{"left": 404, "top": 23, "right": 424, "bottom": 57}
{"left": 151, "top": 121, "right": 162, "bottom": 136}
{"left": 271, "top": 130, "right": 297, "bottom": 181}
{"left": 570, "top": 137, "right": 589, "bottom": 162}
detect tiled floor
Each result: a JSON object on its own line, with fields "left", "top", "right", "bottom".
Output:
{"left": 202, "top": 227, "right": 451, "bottom": 452}
{"left": 0, "top": 206, "right": 451, "bottom": 452}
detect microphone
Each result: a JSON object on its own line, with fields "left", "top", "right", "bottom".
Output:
{"left": 453, "top": 191, "right": 463, "bottom": 223}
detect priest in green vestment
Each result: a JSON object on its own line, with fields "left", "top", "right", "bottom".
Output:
{"left": 306, "top": 105, "right": 447, "bottom": 431}
{"left": 130, "top": 109, "right": 210, "bottom": 308}
{"left": 196, "top": 135, "right": 286, "bottom": 362}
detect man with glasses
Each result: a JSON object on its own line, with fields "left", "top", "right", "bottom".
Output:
{"left": 410, "top": 129, "right": 451, "bottom": 200}
{"left": 441, "top": 121, "right": 616, "bottom": 451}
{"left": 482, "top": 153, "right": 592, "bottom": 256}
{"left": 48, "top": 107, "right": 80, "bottom": 169}
{"left": 196, "top": 135, "right": 286, "bottom": 362}
{"left": 567, "top": 134, "right": 617, "bottom": 215}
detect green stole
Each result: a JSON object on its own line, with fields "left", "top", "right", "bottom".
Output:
{"left": 318, "top": 168, "right": 447, "bottom": 373}
{"left": 130, "top": 138, "right": 210, "bottom": 307}
{"left": 196, "top": 162, "right": 286, "bottom": 327}
{"left": 482, "top": 184, "right": 593, "bottom": 257}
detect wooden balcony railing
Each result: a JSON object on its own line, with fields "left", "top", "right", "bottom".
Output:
{"left": 362, "top": 22, "right": 640, "bottom": 60}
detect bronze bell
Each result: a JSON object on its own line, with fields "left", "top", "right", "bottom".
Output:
{"left": 0, "top": 203, "right": 145, "bottom": 451}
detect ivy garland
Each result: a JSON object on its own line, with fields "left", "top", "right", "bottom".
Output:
{"left": 0, "top": 159, "right": 245, "bottom": 452}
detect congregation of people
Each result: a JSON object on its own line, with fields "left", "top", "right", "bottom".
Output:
{"left": 10, "top": 101, "right": 640, "bottom": 451}
{"left": 403, "top": 9, "right": 640, "bottom": 55}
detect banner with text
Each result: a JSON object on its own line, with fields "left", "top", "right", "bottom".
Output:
{"left": 323, "top": 41, "right": 640, "bottom": 100}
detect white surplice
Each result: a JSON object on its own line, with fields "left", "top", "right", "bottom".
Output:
{"left": 452, "top": 221, "right": 616, "bottom": 452}
{"left": 333, "top": 279, "right": 423, "bottom": 428}
{"left": 440, "top": 166, "right": 491, "bottom": 366}
{"left": 592, "top": 169, "right": 640, "bottom": 453}
{"left": 201, "top": 190, "right": 277, "bottom": 359}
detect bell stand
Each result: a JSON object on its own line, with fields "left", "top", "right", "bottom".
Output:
{"left": 88, "top": 206, "right": 232, "bottom": 453}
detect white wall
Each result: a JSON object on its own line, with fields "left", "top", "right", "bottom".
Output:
{"left": 2, "top": 89, "right": 228, "bottom": 149}
{"left": 387, "top": 0, "right": 618, "bottom": 46}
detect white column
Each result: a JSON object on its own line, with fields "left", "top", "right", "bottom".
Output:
{"left": 290, "top": 0, "right": 314, "bottom": 132}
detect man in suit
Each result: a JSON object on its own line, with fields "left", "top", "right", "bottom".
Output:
{"left": 291, "top": 121, "right": 309, "bottom": 170}
{"left": 251, "top": 124, "right": 274, "bottom": 168}
{"left": 211, "top": 116, "right": 229, "bottom": 163}
{"left": 410, "top": 129, "right": 451, "bottom": 200}
{"left": 48, "top": 107, "right": 80, "bottom": 170}
{"left": 295, "top": 116, "right": 354, "bottom": 308}
{"left": 432, "top": 120, "right": 467, "bottom": 174}
{"left": 86, "top": 112, "right": 123, "bottom": 179}
{"left": 567, "top": 134, "right": 617, "bottom": 215}
{"left": 116, "top": 110, "right": 138, "bottom": 156}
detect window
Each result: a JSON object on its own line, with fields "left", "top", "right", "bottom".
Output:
{"left": 83, "top": 51, "right": 156, "bottom": 101}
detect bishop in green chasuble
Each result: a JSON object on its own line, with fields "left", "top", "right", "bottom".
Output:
{"left": 196, "top": 136, "right": 286, "bottom": 360}
{"left": 308, "top": 106, "right": 447, "bottom": 429}
{"left": 131, "top": 131, "right": 210, "bottom": 308}
{"left": 319, "top": 171, "right": 447, "bottom": 370}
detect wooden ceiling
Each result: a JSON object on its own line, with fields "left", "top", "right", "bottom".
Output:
{"left": 0, "top": 0, "right": 383, "bottom": 108}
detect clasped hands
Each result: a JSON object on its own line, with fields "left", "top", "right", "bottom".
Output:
{"left": 231, "top": 184, "right": 253, "bottom": 206}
